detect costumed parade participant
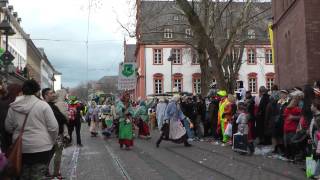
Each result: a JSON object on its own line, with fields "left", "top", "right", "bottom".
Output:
{"left": 116, "top": 91, "right": 135, "bottom": 150}
{"left": 156, "top": 94, "right": 192, "bottom": 148}
{"left": 134, "top": 99, "right": 155, "bottom": 139}
{"left": 88, "top": 101, "right": 100, "bottom": 137}
{"left": 156, "top": 98, "right": 168, "bottom": 131}
{"left": 67, "top": 96, "right": 84, "bottom": 146}
{"left": 100, "top": 100, "right": 116, "bottom": 138}
{"left": 217, "top": 90, "right": 230, "bottom": 143}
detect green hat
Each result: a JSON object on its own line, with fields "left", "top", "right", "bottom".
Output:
{"left": 217, "top": 90, "right": 227, "bottom": 97}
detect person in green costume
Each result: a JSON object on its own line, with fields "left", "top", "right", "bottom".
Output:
{"left": 116, "top": 91, "right": 135, "bottom": 149}
{"left": 134, "top": 99, "right": 155, "bottom": 139}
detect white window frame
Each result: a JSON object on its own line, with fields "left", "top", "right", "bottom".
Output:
{"left": 248, "top": 49, "right": 256, "bottom": 64}
{"left": 265, "top": 49, "right": 272, "bottom": 64}
{"left": 266, "top": 77, "right": 274, "bottom": 91}
{"left": 153, "top": 49, "right": 162, "bottom": 64}
{"left": 164, "top": 28, "right": 173, "bottom": 39}
{"left": 174, "top": 78, "right": 182, "bottom": 92}
{"left": 248, "top": 77, "right": 257, "bottom": 93}
{"left": 193, "top": 78, "right": 201, "bottom": 94}
{"left": 172, "top": 49, "right": 181, "bottom": 64}
{"left": 154, "top": 79, "right": 162, "bottom": 94}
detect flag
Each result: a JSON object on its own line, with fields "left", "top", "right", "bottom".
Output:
{"left": 268, "top": 23, "right": 275, "bottom": 64}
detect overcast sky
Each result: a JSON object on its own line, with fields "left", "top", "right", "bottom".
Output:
{"left": 10, "top": 0, "right": 136, "bottom": 87}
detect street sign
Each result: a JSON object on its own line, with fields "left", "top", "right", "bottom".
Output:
{"left": 0, "top": 50, "right": 14, "bottom": 65}
{"left": 118, "top": 62, "right": 136, "bottom": 90}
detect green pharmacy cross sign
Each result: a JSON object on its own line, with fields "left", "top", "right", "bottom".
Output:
{"left": 122, "top": 64, "right": 135, "bottom": 77}
{"left": 0, "top": 50, "right": 15, "bottom": 65}
{"left": 118, "top": 63, "right": 137, "bottom": 90}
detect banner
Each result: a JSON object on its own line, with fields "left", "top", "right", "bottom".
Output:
{"left": 118, "top": 62, "right": 137, "bottom": 90}
{"left": 268, "top": 23, "right": 275, "bottom": 64}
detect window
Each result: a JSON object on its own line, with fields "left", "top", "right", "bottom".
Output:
{"left": 248, "top": 29, "right": 256, "bottom": 39}
{"left": 266, "top": 73, "right": 275, "bottom": 91}
{"left": 247, "top": 48, "right": 256, "bottom": 64}
{"left": 173, "top": 73, "right": 183, "bottom": 92}
{"left": 172, "top": 48, "right": 182, "bottom": 64}
{"left": 153, "top": 49, "right": 162, "bottom": 64}
{"left": 192, "top": 73, "right": 201, "bottom": 94}
{"left": 164, "top": 28, "right": 173, "bottom": 39}
{"left": 173, "top": 15, "right": 179, "bottom": 21}
{"left": 185, "top": 28, "right": 192, "bottom": 38}
{"left": 248, "top": 73, "right": 257, "bottom": 93}
{"left": 153, "top": 73, "right": 163, "bottom": 94}
{"left": 192, "top": 49, "right": 199, "bottom": 64}
{"left": 265, "top": 49, "right": 272, "bottom": 64}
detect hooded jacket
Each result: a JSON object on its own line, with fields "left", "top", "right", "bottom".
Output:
{"left": 5, "top": 95, "right": 58, "bottom": 153}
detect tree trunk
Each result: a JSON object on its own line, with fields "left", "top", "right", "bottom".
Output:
{"left": 198, "top": 49, "right": 209, "bottom": 96}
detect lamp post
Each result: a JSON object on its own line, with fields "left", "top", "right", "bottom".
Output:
{"left": 0, "top": 10, "right": 16, "bottom": 84}
{"left": 167, "top": 49, "right": 174, "bottom": 92}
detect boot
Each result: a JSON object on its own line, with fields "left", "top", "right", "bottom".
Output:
{"left": 248, "top": 142, "right": 255, "bottom": 155}
{"left": 156, "top": 138, "right": 162, "bottom": 148}
{"left": 184, "top": 140, "right": 192, "bottom": 147}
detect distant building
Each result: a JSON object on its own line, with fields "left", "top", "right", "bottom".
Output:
{"left": 38, "top": 48, "right": 55, "bottom": 89}
{"left": 272, "top": 0, "right": 320, "bottom": 89}
{"left": 135, "top": 1, "right": 274, "bottom": 98}
{"left": 54, "top": 71, "right": 62, "bottom": 91}
{"left": 27, "top": 39, "right": 42, "bottom": 84}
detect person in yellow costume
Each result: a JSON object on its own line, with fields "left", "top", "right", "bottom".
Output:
{"left": 217, "top": 90, "right": 230, "bottom": 143}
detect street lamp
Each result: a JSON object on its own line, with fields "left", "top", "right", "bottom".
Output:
{"left": 0, "top": 12, "right": 16, "bottom": 83}
{"left": 167, "top": 49, "right": 175, "bottom": 92}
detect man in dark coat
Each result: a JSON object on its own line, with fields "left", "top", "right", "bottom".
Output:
{"left": 257, "top": 86, "right": 270, "bottom": 145}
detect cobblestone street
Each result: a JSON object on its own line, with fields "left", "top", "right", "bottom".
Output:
{"left": 58, "top": 125, "right": 307, "bottom": 180}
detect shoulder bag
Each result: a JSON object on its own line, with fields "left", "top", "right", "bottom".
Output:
{"left": 6, "top": 102, "right": 37, "bottom": 177}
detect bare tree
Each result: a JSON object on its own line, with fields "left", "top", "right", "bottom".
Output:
{"left": 176, "top": 0, "right": 271, "bottom": 93}
{"left": 119, "top": 0, "right": 271, "bottom": 95}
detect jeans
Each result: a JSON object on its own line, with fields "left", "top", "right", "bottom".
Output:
{"left": 183, "top": 119, "right": 194, "bottom": 139}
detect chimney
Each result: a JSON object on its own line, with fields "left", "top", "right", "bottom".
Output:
{"left": 8, "top": 5, "right": 13, "bottom": 13}
{"left": 13, "top": 12, "right": 18, "bottom": 18}
{"left": 0, "top": 0, "right": 8, "bottom": 7}
{"left": 17, "top": 18, "right": 21, "bottom": 24}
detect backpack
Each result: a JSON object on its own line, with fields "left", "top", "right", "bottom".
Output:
{"left": 68, "top": 104, "right": 77, "bottom": 122}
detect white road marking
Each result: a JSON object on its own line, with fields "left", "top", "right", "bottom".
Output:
{"left": 105, "top": 145, "right": 132, "bottom": 180}
{"left": 69, "top": 147, "right": 80, "bottom": 180}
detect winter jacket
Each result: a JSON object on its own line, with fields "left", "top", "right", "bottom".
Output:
{"left": 5, "top": 95, "right": 58, "bottom": 153}
{"left": 48, "top": 102, "right": 68, "bottom": 134}
{"left": 283, "top": 106, "right": 302, "bottom": 133}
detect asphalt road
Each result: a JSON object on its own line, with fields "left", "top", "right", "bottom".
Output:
{"left": 57, "top": 125, "right": 308, "bottom": 180}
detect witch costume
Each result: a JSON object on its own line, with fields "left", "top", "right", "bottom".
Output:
{"left": 156, "top": 95, "right": 191, "bottom": 147}
{"left": 116, "top": 93, "right": 135, "bottom": 149}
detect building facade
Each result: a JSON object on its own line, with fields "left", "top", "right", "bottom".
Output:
{"left": 39, "top": 48, "right": 55, "bottom": 89}
{"left": 0, "top": 5, "right": 28, "bottom": 84}
{"left": 135, "top": 1, "right": 274, "bottom": 98}
{"left": 272, "top": 0, "right": 320, "bottom": 89}
{"left": 53, "top": 71, "right": 62, "bottom": 91}
{"left": 26, "top": 39, "right": 42, "bottom": 83}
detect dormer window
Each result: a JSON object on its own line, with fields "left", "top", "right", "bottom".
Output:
{"left": 185, "top": 28, "right": 192, "bottom": 38}
{"left": 164, "top": 28, "right": 173, "bottom": 39}
{"left": 248, "top": 29, "right": 256, "bottom": 39}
